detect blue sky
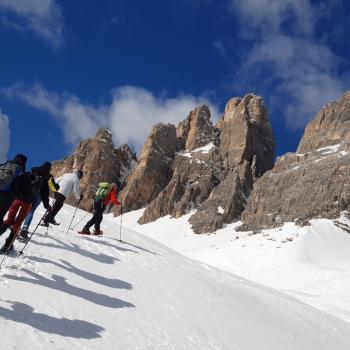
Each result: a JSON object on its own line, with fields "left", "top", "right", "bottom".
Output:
{"left": 0, "top": 0, "right": 349, "bottom": 168}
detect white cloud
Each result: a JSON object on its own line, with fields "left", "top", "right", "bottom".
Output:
{"left": 0, "top": 0, "right": 63, "bottom": 48}
{"left": 228, "top": 0, "right": 347, "bottom": 128}
{"left": 231, "top": 0, "right": 314, "bottom": 36}
{"left": 0, "top": 110, "right": 10, "bottom": 162}
{"left": 1, "top": 83, "right": 219, "bottom": 153}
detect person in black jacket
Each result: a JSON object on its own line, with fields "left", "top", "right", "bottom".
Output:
{"left": 18, "top": 162, "right": 59, "bottom": 241}
{"left": 0, "top": 154, "right": 27, "bottom": 226}
{"left": 0, "top": 166, "right": 45, "bottom": 254}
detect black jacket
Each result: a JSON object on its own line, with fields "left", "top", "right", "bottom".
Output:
{"left": 12, "top": 171, "right": 43, "bottom": 204}
{"left": 12, "top": 164, "right": 57, "bottom": 208}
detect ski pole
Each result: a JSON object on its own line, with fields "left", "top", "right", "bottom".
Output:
{"left": 67, "top": 199, "right": 81, "bottom": 234}
{"left": 18, "top": 209, "right": 49, "bottom": 256}
{"left": 71, "top": 212, "right": 89, "bottom": 230}
{"left": 119, "top": 203, "right": 123, "bottom": 242}
{"left": 71, "top": 200, "right": 93, "bottom": 230}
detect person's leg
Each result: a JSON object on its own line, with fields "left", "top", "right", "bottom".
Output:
{"left": 22, "top": 196, "right": 41, "bottom": 230}
{"left": 45, "top": 193, "right": 65, "bottom": 223}
{"left": 1, "top": 201, "right": 31, "bottom": 252}
{"left": 94, "top": 204, "right": 106, "bottom": 232}
{"left": 3, "top": 199, "right": 21, "bottom": 227}
{"left": 12, "top": 201, "right": 31, "bottom": 233}
{"left": 84, "top": 201, "right": 103, "bottom": 230}
{"left": 0, "top": 191, "right": 13, "bottom": 226}
{"left": 0, "top": 199, "right": 19, "bottom": 238}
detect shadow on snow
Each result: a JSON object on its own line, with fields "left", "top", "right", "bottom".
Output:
{"left": 0, "top": 300, "right": 105, "bottom": 339}
{"left": 27, "top": 255, "right": 133, "bottom": 290}
{"left": 4, "top": 269, "right": 135, "bottom": 309}
{"left": 28, "top": 235, "right": 119, "bottom": 265}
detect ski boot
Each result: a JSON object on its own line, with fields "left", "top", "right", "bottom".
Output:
{"left": 93, "top": 229, "right": 103, "bottom": 236}
{"left": 17, "top": 228, "right": 29, "bottom": 243}
{"left": 0, "top": 244, "right": 13, "bottom": 255}
{"left": 78, "top": 227, "right": 91, "bottom": 235}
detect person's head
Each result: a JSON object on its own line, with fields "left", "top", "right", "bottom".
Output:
{"left": 38, "top": 162, "right": 52, "bottom": 177}
{"left": 13, "top": 154, "right": 27, "bottom": 172}
{"left": 41, "top": 161, "right": 52, "bottom": 172}
{"left": 110, "top": 183, "right": 117, "bottom": 190}
{"left": 76, "top": 170, "right": 84, "bottom": 179}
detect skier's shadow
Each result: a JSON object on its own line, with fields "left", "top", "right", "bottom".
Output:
{"left": 28, "top": 255, "right": 133, "bottom": 290}
{"left": 81, "top": 236, "right": 139, "bottom": 254}
{"left": 0, "top": 300, "right": 104, "bottom": 339}
{"left": 30, "top": 235, "right": 119, "bottom": 265}
{"left": 5, "top": 269, "right": 135, "bottom": 309}
{"left": 109, "top": 238, "right": 159, "bottom": 256}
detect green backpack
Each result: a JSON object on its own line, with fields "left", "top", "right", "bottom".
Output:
{"left": 95, "top": 182, "right": 111, "bottom": 200}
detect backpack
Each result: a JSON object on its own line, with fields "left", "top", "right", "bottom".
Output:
{"left": 48, "top": 176, "right": 60, "bottom": 193}
{"left": 0, "top": 161, "right": 21, "bottom": 191}
{"left": 95, "top": 182, "right": 111, "bottom": 201}
{"left": 30, "top": 173, "right": 43, "bottom": 197}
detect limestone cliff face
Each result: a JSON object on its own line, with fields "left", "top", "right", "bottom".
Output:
{"left": 118, "top": 94, "right": 275, "bottom": 233}
{"left": 114, "top": 123, "right": 177, "bottom": 215}
{"left": 188, "top": 94, "right": 274, "bottom": 233}
{"left": 240, "top": 91, "right": 350, "bottom": 230}
{"left": 51, "top": 128, "right": 136, "bottom": 211}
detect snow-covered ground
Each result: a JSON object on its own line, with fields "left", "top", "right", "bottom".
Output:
{"left": 122, "top": 210, "right": 350, "bottom": 323}
{"left": 1, "top": 204, "right": 350, "bottom": 349}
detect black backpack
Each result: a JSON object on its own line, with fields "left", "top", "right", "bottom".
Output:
{"left": 30, "top": 173, "right": 44, "bottom": 197}
{"left": 0, "top": 161, "right": 21, "bottom": 191}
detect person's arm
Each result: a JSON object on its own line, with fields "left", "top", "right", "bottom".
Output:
{"left": 40, "top": 181, "right": 50, "bottom": 209}
{"left": 55, "top": 176, "right": 62, "bottom": 185}
{"left": 110, "top": 189, "right": 121, "bottom": 206}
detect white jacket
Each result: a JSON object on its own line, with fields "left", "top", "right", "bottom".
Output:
{"left": 56, "top": 172, "right": 81, "bottom": 200}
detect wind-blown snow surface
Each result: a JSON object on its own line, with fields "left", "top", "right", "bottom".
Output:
{"left": 122, "top": 210, "right": 350, "bottom": 323}
{"left": 1, "top": 205, "right": 350, "bottom": 349}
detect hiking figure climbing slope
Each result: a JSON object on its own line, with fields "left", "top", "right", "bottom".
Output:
{"left": 0, "top": 165, "right": 47, "bottom": 254}
{"left": 18, "top": 162, "right": 59, "bottom": 242}
{"left": 42, "top": 170, "right": 83, "bottom": 227}
{"left": 80, "top": 182, "right": 120, "bottom": 235}
{"left": 0, "top": 154, "right": 27, "bottom": 226}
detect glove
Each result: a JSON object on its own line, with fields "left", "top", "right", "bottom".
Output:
{"left": 44, "top": 203, "right": 52, "bottom": 211}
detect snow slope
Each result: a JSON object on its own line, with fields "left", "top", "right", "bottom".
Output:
{"left": 122, "top": 210, "right": 350, "bottom": 323}
{"left": 1, "top": 204, "right": 350, "bottom": 349}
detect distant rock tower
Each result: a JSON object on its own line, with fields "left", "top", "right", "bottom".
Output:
{"left": 51, "top": 128, "right": 136, "bottom": 211}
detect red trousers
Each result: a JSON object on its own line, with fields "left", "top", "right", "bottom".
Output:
{"left": 4, "top": 199, "right": 32, "bottom": 233}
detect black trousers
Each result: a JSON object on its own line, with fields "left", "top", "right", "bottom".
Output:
{"left": 85, "top": 200, "right": 106, "bottom": 230}
{"left": 0, "top": 191, "right": 13, "bottom": 226}
{"left": 45, "top": 192, "right": 66, "bottom": 222}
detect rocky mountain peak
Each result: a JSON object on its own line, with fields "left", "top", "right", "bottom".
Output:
{"left": 114, "top": 123, "right": 177, "bottom": 214}
{"left": 176, "top": 104, "right": 215, "bottom": 151}
{"left": 240, "top": 90, "right": 350, "bottom": 231}
{"left": 118, "top": 95, "right": 275, "bottom": 233}
{"left": 297, "top": 91, "right": 350, "bottom": 154}
{"left": 95, "top": 127, "right": 113, "bottom": 142}
{"left": 217, "top": 93, "right": 274, "bottom": 178}
{"left": 51, "top": 130, "right": 136, "bottom": 211}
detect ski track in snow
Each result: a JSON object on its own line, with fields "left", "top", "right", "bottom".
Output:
{"left": 0, "top": 204, "right": 350, "bottom": 349}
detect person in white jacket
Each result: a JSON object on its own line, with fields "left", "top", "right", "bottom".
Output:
{"left": 42, "top": 170, "right": 83, "bottom": 226}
